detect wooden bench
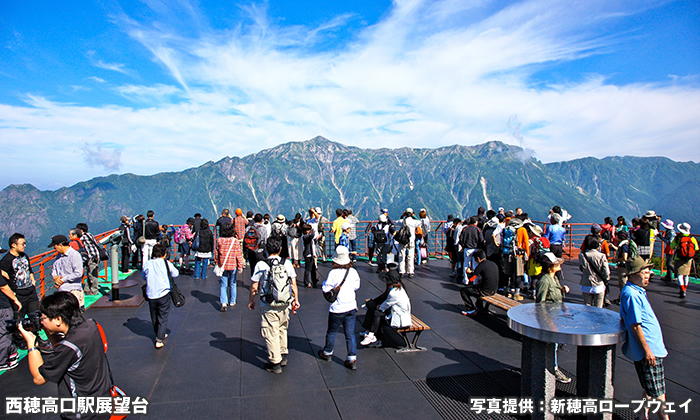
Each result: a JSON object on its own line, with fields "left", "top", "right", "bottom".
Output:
{"left": 479, "top": 293, "right": 522, "bottom": 313}
{"left": 395, "top": 314, "right": 431, "bottom": 353}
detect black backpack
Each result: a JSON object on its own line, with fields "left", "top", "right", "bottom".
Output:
{"left": 394, "top": 220, "right": 411, "bottom": 245}
{"left": 372, "top": 225, "right": 388, "bottom": 244}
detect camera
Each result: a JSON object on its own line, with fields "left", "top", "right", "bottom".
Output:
{"left": 5, "top": 317, "right": 39, "bottom": 334}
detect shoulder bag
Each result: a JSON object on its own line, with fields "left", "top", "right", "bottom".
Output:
{"left": 164, "top": 259, "right": 186, "bottom": 307}
{"left": 323, "top": 269, "right": 350, "bottom": 303}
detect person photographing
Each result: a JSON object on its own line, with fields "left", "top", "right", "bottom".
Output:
{"left": 18, "top": 291, "right": 111, "bottom": 420}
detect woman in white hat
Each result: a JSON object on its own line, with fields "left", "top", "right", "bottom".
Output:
{"left": 671, "top": 223, "right": 698, "bottom": 298}
{"left": 659, "top": 219, "right": 676, "bottom": 282}
{"left": 318, "top": 246, "right": 361, "bottom": 370}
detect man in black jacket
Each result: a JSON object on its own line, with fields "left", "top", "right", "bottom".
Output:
{"left": 142, "top": 210, "right": 160, "bottom": 264}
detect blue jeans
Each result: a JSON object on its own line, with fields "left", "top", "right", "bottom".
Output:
{"left": 322, "top": 310, "right": 357, "bottom": 361}
{"left": 220, "top": 270, "right": 237, "bottom": 305}
{"left": 416, "top": 238, "right": 423, "bottom": 265}
{"left": 194, "top": 257, "right": 209, "bottom": 279}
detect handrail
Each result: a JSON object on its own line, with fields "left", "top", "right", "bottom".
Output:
{"left": 27, "top": 222, "right": 699, "bottom": 300}
{"left": 29, "top": 229, "right": 118, "bottom": 299}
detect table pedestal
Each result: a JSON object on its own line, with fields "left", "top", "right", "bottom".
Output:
{"left": 576, "top": 345, "right": 616, "bottom": 420}
{"left": 521, "top": 337, "right": 556, "bottom": 420}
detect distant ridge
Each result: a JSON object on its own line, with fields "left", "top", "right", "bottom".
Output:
{"left": 1, "top": 136, "right": 699, "bottom": 251}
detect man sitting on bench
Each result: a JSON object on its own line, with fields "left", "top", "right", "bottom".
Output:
{"left": 460, "top": 250, "right": 499, "bottom": 316}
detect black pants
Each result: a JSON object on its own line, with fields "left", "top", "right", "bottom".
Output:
{"left": 460, "top": 285, "right": 493, "bottom": 312}
{"left": 121, "top": 245, "right": 131, "bottom": 272}
{"left": 148, "top": 294, "right": 171, "bottom": 341}
{"left": 361, "top": 291, "right": 390, "bottom": 333}
{"left": 16, "top": 291, "right": 39, "bottom": 320}
{"left": 550, "top": 243, "right": 564, "bottom": 281}
{"left": 303, "top": 256, "right": 317, "bottom": 286}
{"left": 247, "top": 248, "right": 260, "bottom": 277}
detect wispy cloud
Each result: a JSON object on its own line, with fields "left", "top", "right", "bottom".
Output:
{"left": 0, "top": 0, "right": 698, "bottom": 190}
{"left": 82, "top": 142, "right": 122, "bottom": 171}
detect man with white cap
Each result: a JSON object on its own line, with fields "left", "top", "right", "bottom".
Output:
{"left": 658, "top": 219, "right": 676, "bottom": 282}
{"left": 671, "top": 223, "right": 698, "bottom": 298}
{"left": 619, "top": 256, "right": 669, "bottom": 420}
{"left": 396, "top": 208, "right": 422, "bottom": 278}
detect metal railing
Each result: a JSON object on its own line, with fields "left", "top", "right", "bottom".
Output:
{"left": 27, "top": 222, "right": 700, "bottom": 298}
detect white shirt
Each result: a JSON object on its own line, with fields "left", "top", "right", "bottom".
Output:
{"left": 378, "top": 287, "right": 412, "bottom": 328}
{"left": 322, "top": 268, "right": 360, "bottom": 313}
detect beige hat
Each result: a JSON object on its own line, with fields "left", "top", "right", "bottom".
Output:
{"left": 405, "top": 207, "right": 414, "bottom": 214}
{"left": 645, "top": 210, "right": 657, "bottom": 219}
{"left": 276, "top": 214, "right": 286, "bottom": 222}
{"left": 626, "top": 256, "right": 654, "bottom": 276}
{"left": 678, "top": 223, "right": 691, "bottom": 235}
{"left": 542, "top": 252, "right": 563, "bottom": 265}
{"left": 332, "top": 246, "right": 351, "bottom": 265}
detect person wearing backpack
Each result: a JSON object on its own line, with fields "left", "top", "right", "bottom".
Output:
{"left": 245, "top": 214, "right": 267, "bottom": 276}
{"left": 119, "top": 215, "right": 134, "bottom": 273}
{"left": 248, "top": 238, "right": 300, "bottom": 374}
{"left": 671, "top": 223, "right": 698, "bottom": 298}
{"left": 175, "top": 218, "right": 195, "bottom": 274}
{"left": 396, "top": 208, "right": 422, "bottom": 279}
{"left": 270, "top": 215, "right": 289, "bottom": 259}
{"left": 193, "top": 219, "right": 213, "bottom": 280}
{"left": 372, "top": 214, "right": 394, "bottom": 273}
{"left": 318, "top": 246, "right": 361, "bottom": 370}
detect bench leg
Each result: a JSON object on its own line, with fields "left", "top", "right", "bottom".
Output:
{"left": 396, "top": 331, "right": 427, "bottom": 353}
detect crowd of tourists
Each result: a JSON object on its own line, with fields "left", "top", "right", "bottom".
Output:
{"left": 0, "top": 204, "right": 696, "bottom": 420}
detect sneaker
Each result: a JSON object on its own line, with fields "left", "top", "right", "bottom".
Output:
{"left": 155, "top": 340, "right": 164, "bottom": 349}
{"left": 680, "top": 290, "right": 687, "bottom": 298}
{"left": 359, "top": 330, "right": 369, "bottom": 337}
{"left": 344, "top": 360, "right": 357, "bottom": 370}
{"left": 360, "top": 333, "right": 377, "bottom": 346}
{"left": 0, "top": 359, "right": 19, "bottom": 371}
{"left": 317, "top": 349, "right": 331, "bottom": 361}
{"left": 554, "top": 368, "right": 572, "bottom": 384}
{"left": 265, "top": 362, "right": 282, "bottom": 374}
{"left": 513, "top": 294, "right": 524, "bottom": 301}
{"left": 408, "top": 274, "right": 414, "bottom": 279}
{"left": 8, "top": 352, "right": 18, "bottom": 362}
{"left": 280, "top": 355, "right": 288, "bottom": 367}
{"left": 461, "top": 310, "right": 477, "bottom": 317}
{"left": 604, "top": 299, "right": 612, "bottom": 307}
{"left": 221, "top": 304, "right": 227, "bottom": 312}
{"left": 229, "top": 302, "right": 236, "bottom": 307}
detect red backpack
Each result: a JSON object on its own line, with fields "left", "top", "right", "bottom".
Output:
{"left": 677, "top": 236, "right": 696, "bottom": 259}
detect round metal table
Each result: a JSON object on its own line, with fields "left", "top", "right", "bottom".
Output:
{"left": 507, "top": 303, "right": 625, "bottom": 420}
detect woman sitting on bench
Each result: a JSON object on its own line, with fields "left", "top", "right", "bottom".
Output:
{"left": 360, "top": 262, "right": 412, "bottom": 348}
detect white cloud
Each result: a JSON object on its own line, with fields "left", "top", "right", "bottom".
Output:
{"left": 0, "top": 0, "right": 698, "bottom": 190}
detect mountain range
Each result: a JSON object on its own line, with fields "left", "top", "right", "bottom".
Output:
{"left": 2, "top": 136, "right": 699, "bottom": 254}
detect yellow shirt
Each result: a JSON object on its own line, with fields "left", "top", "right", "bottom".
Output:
{"left": 332, "top": 217, "right": 346, "bottom": 244}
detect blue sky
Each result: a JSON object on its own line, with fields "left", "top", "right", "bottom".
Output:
{"left": 1, "top": 0, "right": 699, "bottom": 190}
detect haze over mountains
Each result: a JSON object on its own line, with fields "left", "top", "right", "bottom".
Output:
{"left": 2, "top": 136, "right": 699, "bottom": 254}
